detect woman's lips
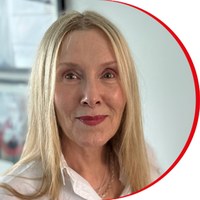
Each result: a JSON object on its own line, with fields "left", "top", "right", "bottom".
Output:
{"left": 76, "top": 115, "right": 107, "bottom": 126}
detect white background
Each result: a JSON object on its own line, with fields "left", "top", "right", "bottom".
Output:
{"left": 117, "top": 0, "right": 200, "bottom": 199}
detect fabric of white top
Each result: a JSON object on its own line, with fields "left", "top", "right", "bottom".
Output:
{"left": 0, "top": 146, "right": 159, "bottom": 200}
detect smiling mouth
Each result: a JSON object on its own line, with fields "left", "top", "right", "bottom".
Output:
{"left": 76, "top": 115, "right": 107, "bottom": 126}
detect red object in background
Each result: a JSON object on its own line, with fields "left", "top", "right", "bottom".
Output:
{"left": 0, "top": 120, "right": 23, "bottom": 156}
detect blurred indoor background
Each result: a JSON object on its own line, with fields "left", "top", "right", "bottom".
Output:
{"left": 0, "top": 0, "right": 64, "bottom": 174}
{"left": 0, "top": 0, "right": 196, "bottom": 177}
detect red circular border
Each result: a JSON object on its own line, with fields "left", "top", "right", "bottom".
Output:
{"left": 103, "top": 0, "right": 200, "bottom": 199}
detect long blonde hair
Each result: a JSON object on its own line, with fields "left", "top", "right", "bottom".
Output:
{"left": 0, "top": 11, "right": 151, "bottom": 199}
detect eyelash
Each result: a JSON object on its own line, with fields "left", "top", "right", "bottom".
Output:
{"left": 65, "top": 73, "right": 78, "bottom": 80}
{"left": 64, "top": 71, "right": 115, "bottom": 80}
{"left": 102, "top": 72, "right": 115, "bottom": 79}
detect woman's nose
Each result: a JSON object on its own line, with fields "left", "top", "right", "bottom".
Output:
{"left": 80, "top": 81, "right": 101, "bottom": 107}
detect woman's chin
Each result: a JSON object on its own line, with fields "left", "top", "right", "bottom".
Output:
{"left": 77, "top": 137, "right": 109, "bottom": 149}
{"left": 62, "top": 129, "right": 115, "bottom": 149}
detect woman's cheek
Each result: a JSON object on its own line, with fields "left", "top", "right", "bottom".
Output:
{"left": 107, "top": 84, "right": 126, "bottom": 103}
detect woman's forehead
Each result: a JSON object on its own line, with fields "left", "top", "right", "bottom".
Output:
{"left": 57, "top": 29, "right": 116, "bottom": 65}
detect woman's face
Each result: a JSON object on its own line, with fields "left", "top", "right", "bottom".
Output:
{"left": 55, "top": 29, "right": 126, "bottom": 148}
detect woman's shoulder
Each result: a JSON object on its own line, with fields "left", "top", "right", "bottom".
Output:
{"left": 0, "top": 160, "right": 43, "bottom": 198}
{"left": 0, "top": 160, "right": 42, "bottom": 183}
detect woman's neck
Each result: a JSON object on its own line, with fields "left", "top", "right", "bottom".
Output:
{"left": 61, "top": 136, "right": 124, "bottom": 199}
{"left": 61, "top": 136, "right": 110, "bottom": 190}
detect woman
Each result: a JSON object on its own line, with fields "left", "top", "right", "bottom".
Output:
{"left": 0, "top": 11, "right": 159, "bottom": 199}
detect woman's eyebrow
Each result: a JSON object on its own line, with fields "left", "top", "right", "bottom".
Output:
{"left": 57, "top": 62, "right": 80, "bottom": 70}
{"left": 57, "top": 61, "right": 118, "bottom": 71}
{"left": 100, "top": 61, "right": 117, "bottom": 67}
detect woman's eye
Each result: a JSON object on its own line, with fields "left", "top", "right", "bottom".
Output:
{"left": 65, "top": 73, "right": 77, "bottom": 79}
{"left": 103, "top": 72, "right": 114, "bottom": 79}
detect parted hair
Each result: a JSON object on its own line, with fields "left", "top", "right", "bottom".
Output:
{"left": 0, "top": 11, "right": 151, "bottom": 199}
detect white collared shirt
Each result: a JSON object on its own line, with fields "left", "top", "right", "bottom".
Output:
{"left": 0, "top": 147, "right": 159, "bottom": 200}
{"left": 0, "top": 156, "right": 131, "bottom": 200}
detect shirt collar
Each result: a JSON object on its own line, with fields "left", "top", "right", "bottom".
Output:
{"left": 60, "top": 153, "right": 102, "bottom": 199}
{"left": 60, "top": 153, "right": 128, "bottom": 187}
{"left": 60, "top": 153, "right": 68, "bottom": 185}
